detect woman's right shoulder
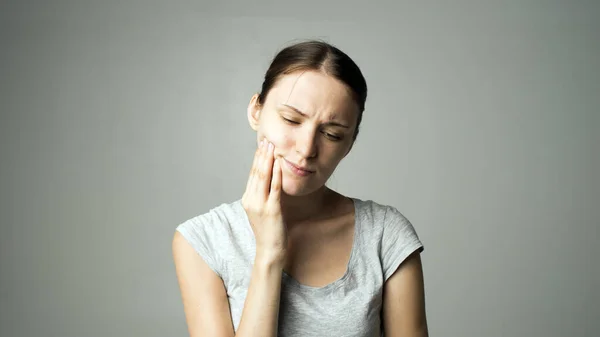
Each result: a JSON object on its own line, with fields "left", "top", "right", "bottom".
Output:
{"left": 175, "top": 198, "right": 245, "bottom": 234}
{"left": 173, "top": 199, "right": 246, "bottom": 277}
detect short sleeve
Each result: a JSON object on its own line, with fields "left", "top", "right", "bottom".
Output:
{"left": 176, "top": 212, "right": 224, "bottom": 278}
{"left": 381, "top": 206, "right": 424, "bottom": 281}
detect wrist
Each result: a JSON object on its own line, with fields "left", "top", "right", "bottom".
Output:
{"left": 255, "top": 249, "right": 286, "bottom": 268}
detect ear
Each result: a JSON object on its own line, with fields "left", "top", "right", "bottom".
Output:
{"left": 247, "top": 94, "right": 261, "bottom": 131}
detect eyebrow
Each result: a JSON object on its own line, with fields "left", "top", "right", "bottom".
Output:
{"left": 280, "top": 104, "right": 350, "bottom": 128}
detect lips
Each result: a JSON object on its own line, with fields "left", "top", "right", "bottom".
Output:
{"left": 287, "top": 161, "right": 314, "bottom": 172}
{"left": 283, "top": 158, "right": 315, "bottom": 176}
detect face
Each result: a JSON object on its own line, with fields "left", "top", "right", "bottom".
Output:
{"left": 247, "top": 70, "right": 360, "bottom": 196}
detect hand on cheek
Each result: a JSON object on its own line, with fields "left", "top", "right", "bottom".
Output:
{"left": 261, "top": 136, "right": 282, "bottom": 160}
{"left": 242, "top": 138, "right": 287, "bottom": 260}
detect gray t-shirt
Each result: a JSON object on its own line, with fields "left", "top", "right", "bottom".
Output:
{"left": 176, "top": 197, "right": 424, "bottom": 337}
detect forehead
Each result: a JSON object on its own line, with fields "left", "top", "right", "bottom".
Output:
{"left": 267, "top": 70, "right": 359, "bottom": 122}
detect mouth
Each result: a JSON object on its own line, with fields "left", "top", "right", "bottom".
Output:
{"left": 283, "top": 159, "right": 315, "bottom": 177}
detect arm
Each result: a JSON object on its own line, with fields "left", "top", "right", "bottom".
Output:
{"left": 382, "top": 251, "right": 429, "bottom": 337}
{"left": 236, "top": 250, "right": 284, "bottom": 337}
{"left": 173, "top": 231, "right": 234, "bottom": 337}
{"left": 173, "top": 232, "right": 284, "bottom": 337}
{"left": 173, "top": 139, "right": 285, "bottom": 336}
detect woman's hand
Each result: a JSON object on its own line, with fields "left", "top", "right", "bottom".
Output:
{"left": 241, "top": 138, "right": 286, "bottom": 262}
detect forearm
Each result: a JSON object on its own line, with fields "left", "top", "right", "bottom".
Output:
{"left": 235, "top": 252, "right": 284, "bottom": 337}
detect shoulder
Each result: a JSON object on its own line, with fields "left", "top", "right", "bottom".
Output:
{"left": 352, "top": 196, "right": 423, "bottom": 254}
{"left": 173, "top": 199, "right": 247, "bottom": 275}
{"left": 176, "top": 199, "right": 246, "bottom": 234}
{"left": 352, "top": 197, "right": 411, "bottom": 229}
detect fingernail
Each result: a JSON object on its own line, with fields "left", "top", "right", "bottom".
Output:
{"left": 268, "top": 142, "right": 273, "bottom": 150}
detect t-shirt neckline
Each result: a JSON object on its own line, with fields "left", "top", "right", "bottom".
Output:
{"left": 281, "top": 197, "right": 361, "bottom": 293}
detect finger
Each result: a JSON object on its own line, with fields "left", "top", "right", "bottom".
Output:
{"left": 269, "top": 157, "right": 282, "bottom": 202}
{"left": 256, "top": 141, "right": 275, "bottom": 197}
{"left": 245, "top": 139, "right": 263, "bottom": 194}
{"left": 252, "top": 138, "right": 268, "bottom": 194}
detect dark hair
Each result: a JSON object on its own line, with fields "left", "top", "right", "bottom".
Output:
{"left": 257, "top": 40, "right": 368, "bottom": 140}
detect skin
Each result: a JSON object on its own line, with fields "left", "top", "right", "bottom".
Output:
{"left": 246, "top": 70, "right": 359, "bottom": 223}
{"left": 173, "top": 69, "right": 428, "bottom": 337}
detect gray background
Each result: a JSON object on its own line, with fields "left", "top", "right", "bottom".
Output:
{"left": 1, "top": 1, "right": 598, "bottom": 336}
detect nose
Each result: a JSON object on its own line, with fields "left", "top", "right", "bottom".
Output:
{"left": 295, "top": 128, "right": 318, "bottom": 159}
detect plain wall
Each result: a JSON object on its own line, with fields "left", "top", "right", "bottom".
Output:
{"left": 1, "top": 1, "right": 598, "bottom": 336}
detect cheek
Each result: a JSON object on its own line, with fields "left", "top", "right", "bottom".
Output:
{"left": 261, "top": 128, "right": 293, "bottom": 156}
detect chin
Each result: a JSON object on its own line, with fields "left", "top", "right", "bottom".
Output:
{"left": 281, "top": 179, "right": 319, "bottom": 197}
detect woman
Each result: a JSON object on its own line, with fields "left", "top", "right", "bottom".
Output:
{"left": 173, "top": 40, "right": 428, "bottom": 337}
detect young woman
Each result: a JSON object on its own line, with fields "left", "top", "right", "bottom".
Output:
{"left": 173, "top": 40, "right": 428, "bottom": 337}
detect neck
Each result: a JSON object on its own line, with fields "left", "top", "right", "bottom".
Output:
{"left": 280, "top": 186, "right": 333, "bottom": 224}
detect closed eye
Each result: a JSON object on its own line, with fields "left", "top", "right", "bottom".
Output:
{"left": 282, "top": 117, "right": 300, "bottom": 125}
{"left": 323, "top": 131, "right": 342, "bottom": 141}
{"left": 282, "top": 116, "right": 343, "bottom": 141}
